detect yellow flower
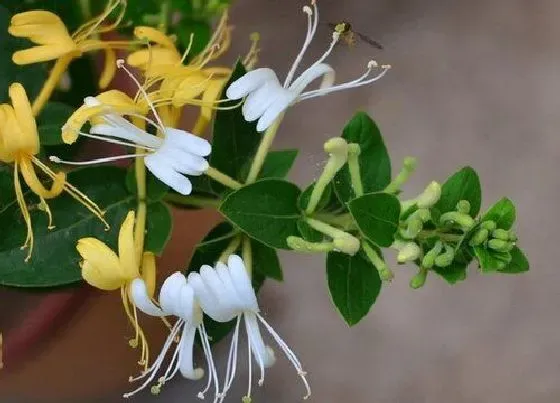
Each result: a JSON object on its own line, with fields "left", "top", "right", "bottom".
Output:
{"left": 8, "top": 0, "right": 131, "bottom": 115}
{"left": 127, "top": 12, "right": 260, "bottom": 133}
{"left": 78, "top": 210, "right": 156, "bottom": 368}
{"left": 0, "top": 83, "right": 107, "bottom": 261}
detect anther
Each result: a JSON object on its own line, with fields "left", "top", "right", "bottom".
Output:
{"left": 302, "top": 5, "right": 312, "bottom": 14}
{"left": 368, "top": 60, "right": 378, "bottom": 69}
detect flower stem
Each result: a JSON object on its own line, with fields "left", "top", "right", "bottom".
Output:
{"left": 32, "top": 54, "right": 75, "bottom": 117}
{"left": 164, "top": 193, "right": 220, "bottom": 208}
{"left": 312, "top": 212, "right": 356, "bottom": 231}
{"left": 219, "top": 235, "right": 241, "bottom": 263}
{"left": 384, "top": 157, "right": 417, "bottom": 194}
{"left": 205, "top": 166, "right": 243, "bottom": 189}
{"left": 416, "top": 230, "right": 463, "bottom": 242}
{"left": 305, "top": 217, "right": 349, "bottom": 239}
{"left": 242, "top": 236, "right": 253, "bottom": 277}
{"left": 133, "top": 117, "right": 148, "bottom": 263}
{"left": 362, "top": 240, "right": 394, "bottom": 281}
{"left": 245, "top": 113, "right": 284, "bottom": 184}
{"left": 347, "top": 144, "right": 363, "bottom": 197}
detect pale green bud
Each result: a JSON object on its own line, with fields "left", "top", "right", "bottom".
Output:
{"left": 481, "top": 220, "right": 497, "bottom": 231}
{"left": 416, "top": 181, "right": 441, "bottom": 208}
{"left": 469, "top": 228, "right": 489, "bottom": 246}
{"left": 440, "top": 211, "right": 475, "bottom": 231}
{"left": 434, "top": 244, "right": 455, "bottom": 267}
{"left": 492, "top": 229, "right": 510, "bottom": 241}
{"left": 401, "top": 217, "right": 423, "bottom": 239}
{"left": 410, "top": 267, "right": 428, "bottom": 289}
{"left": 397, "top": 242, "right": 421, "bottom": 263}
{"left": 333, "top": 235, "right": 361, "bottom": 256}
{"left": 421, "top": 241, "right": 443, "bottom": 268}
{"left": 488, "top": 239, "right": 514, "bottom": 252}
{"left": 456, "top": 200, "right": 471, "bottom": 214}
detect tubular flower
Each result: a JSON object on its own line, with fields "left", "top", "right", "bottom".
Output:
{"left": 188, "top": 255, "right": 311, "bottom": 402}
{"left": 77, "top": 210, "right": 155, "bottom": 369}
{"left": 0, "top": 83, "right": 107, "bottom": 261}
{"left": 226, "top": 0, "right": 390, "bottom": 132}
{"left": 127, "top": 12, "right": 259, "bottom": 132}
{"left": 9, "top": 0, "right": 132, "bottom": 115}
{"left": 126, "top": 272, "right": 219, "bottom": 400}
{"left": 51, "top": 61, "right": 212, "bottom": 195}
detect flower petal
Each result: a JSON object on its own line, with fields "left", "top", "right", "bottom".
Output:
{"left": 130, "top": 278, "right": 165, "bottom": 316}
{"left": 159, "top": 272, "right": 187, "bottom": 316}
{"left": 77, "top": 237, "right": 124, "bottom": 289}
{"left": 118, "top": 211, "right": 139, "bottom": 279}
{"left": 145, "top": 155, "right": 193, "bottom": 195}
{"left": 226, "top": 68, "right": 278, "bottom": 100}
{"left": 227, "top": 255, "right": 259, "bottom": 311}
{"left": 164, "top": 127, "right": 212, "bottom": 156}
{"left": 178, "top": 324, "right": 204, "bottom": 380}
{"left": 256, "top": 92, "right": 294, "bottom": 132}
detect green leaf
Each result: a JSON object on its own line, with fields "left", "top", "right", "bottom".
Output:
{"left": 348, "top": 192, "right": 400, "bottom": 247}
{"left": 474, "top": 246, "right": 511, "bottom": 272}
{"left": 481, "top": 197, "right": 516, "bottom": 230}
{"left": 298, "top": 182, "right": 336, "bottom": 213}
{"left": 220, "top": 179, "right": 302, "bottom": 249}
{"left": 144, "top": 202, "right": 173, "bottom": 255}
{"left": 258, "top": 149, "right": 298, "bottom": 179}
{"left": 433, "top": 167, "right": 481, "bottom": 218}
{"left": 210, "top": 61, "right": 260, "bottom": 193}
{"left": 125, "top": 166, "right": 169, "bottom": 202}
{"left": 0, "top": 166, "right": 136, "bottom": 287}
{"left": 297, "top": 218, "right": 324, "bottom": 242}
{"left": 334, "top": 112, "right": 391, "bottom": 202}
{"left": 432, "top": 261, "right": 468, "bottom": 285}
{"left": 0, "top": 5, "right": 47, "bottom": 102}
{"left": 499, "top": 246, "right": 529, "bottom": 274}
{"left": 326, "top": 251, "right": 382, "bottom": 326}
{"left": 36, "top": 102, "right": 74, "bottom": 145}
{"left": 251, "top": 239, "right": 283, "bottom": 281}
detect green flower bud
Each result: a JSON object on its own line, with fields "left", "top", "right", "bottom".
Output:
{"left": 410, "top": 267, "right": 428, "bottom": 289}
{"left": 469, "top": 228, "right": 489, "bottom": 246}
{"left": 492, "top": 229, "right": 510, "bottom": 241}
{"left": 481, "top": 220, "right": 497, "bottom": 231}
{"left": 333, "top": 235, "right": 361, "bottom": 256}
{"left": 421, "top": 241, "right": 443, "bottom": 268}
{"left": 440, "top": 211, "right": 475, "bottom": 231}
{"left": 508, "top": 230, "right": 518, "bottom": 242}
{"left": 456, "top": 200, "right": 471, "bottom": 214}
{"left": 401, "top": 218, "right": 423, "bottom": 239}
{"left": 409, "top": 208, "right": 431, "bottom": 223}
{"left": 434, "top": 244, "right": 455, "bottom": 267}
{"left": 397, "top": 242, "right": 421, "bottom": 263}
{"left": 488, "top": 239, "right": 514, "bottom": 252}
{"left": 287, "top": 236, "right": 334, "bottom": 253}
{"left": 416, "top": 181, "right": 441, "bottom": 208}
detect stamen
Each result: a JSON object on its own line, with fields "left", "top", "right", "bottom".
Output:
{"left": 220, "top": 316, "right": 241, "bottom": 401}
{"left": 256, "top": 313, "right": 311, "bottom": 399}
{"left": 37, "top": 198, "right": 55, "bottom": 229}
{"left": 197, "top": 322, "right": 221, "bottom": 402}
{"left": 180, "top": 33, "right": 195, "bottom": 64}
{"left": 13, "top": 161, "right": 33, "bottom": 261}
{"left": 77, "top": 131, "right": 154, "bottom": 150}
{"left": 116, "top": 59, "right": 166, "bottom": 132}
{"left": 49, "top": 153, "right": 148, "bottom": 165}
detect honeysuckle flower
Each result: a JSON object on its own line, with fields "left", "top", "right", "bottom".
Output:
{"left": 126, "top": 272, "right": 219, "bottom": 400}
{"left": 77, "top": 210, "right": 155, "bottom": 368}
{"left": 0, "top": 83, "right": 107, "bottom": 261}
{"left": 226, "top": 0, "right": 390, "bottom": 132}
{"left": 127, "top": 12, "right": 259, "bottom": 132}
{"left": 50, "top": 60, "right": 212, "bottom": 195}
{"left": 188, "top": 255, "right": 311, "bottom": 402}
{"left": 8, "top": 0, "right": 132, "bottom": 114}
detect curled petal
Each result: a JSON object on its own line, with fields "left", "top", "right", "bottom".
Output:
{"left": 118, "top": 211, "right": 139, "bottom": 279}
{"left": 256, "top": 91, "right": 294, "bottom": 132}
{"left": 164, "top": 127, "right": 211, "bottom": 156}
{"left": 130, "top": 278, "right": 164, "bottom": 316}
{"left": 145, "top": 155, "right": 193, "bottom": 195}
{"left": 226, "top": 68, "right": 278, "bottom": 100}
{"left": 77, "top": 238, "right": 124, "bottom": 289}
{"left": 159, "top": 272, "right": 188, "bottom": 316}
{"left": 227, "top": 255, "right": 259, "bottom": 312}
{"left": 178, "top": 325, "right": 204, "bottom": 380}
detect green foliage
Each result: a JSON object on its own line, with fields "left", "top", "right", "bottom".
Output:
{"left": 210, "top": 61, "right": 260, "bottom": 193}
{"left": 219, "top": 179, "right": 302, "bottom": 249}
{"left": 334, "top": 112, "right": 391, "bottom": 202}
{"left": 326, "top": 251, "right": 382, "bottom": 326}
{"left": 36, "top": 102, "right": 75, "bottom": 146}
{"left": 348, "top": 192, "right": 400, "bottom": 247}
{"left": 433, "top": 167, "right": 481, "bottom": 219}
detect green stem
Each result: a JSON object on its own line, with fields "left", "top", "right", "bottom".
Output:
{"left": 347, "top": 144, "right": 363, "bottom": 197}
{"left": 362, "top": 240, "right": 394, "bottom": 281}
{"left": 79, "top": 0, "right": 92, "bottom": 20}
{"left": 159, "top": 0, "right": 170, "bottom": 32}
{"left": 416, "top": 230, "right": 463, "bottom": 242}
{"left": 385, "top": 157, "right": 417, "bottom": 194}
{"left": 287, "top": 236, "right": 334, "bottom": 253}
{"left": 305, "top": 217, "right": 349, "bottom": 239}
{"left": 246, "top": 114, "right": 284, "bottom": 184}
{"left": 205, "top": 166, "right": 243, "bottom": 190}
{"left": 242, "top": 236, "right": 252, "bottom": 277}
{"left": 312, "top": 212, "right": 356, "bottom": 231}
{"left": 219, "top": 236, "right": 241, "bottom": 263}
{"left": 164, "top": 193, "right": 220, "bottom": 208}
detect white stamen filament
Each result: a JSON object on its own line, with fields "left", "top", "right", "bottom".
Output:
{"left": 49, "top": 153, "right": 148, "bottom": 166}
{"left": 197, "top": 322, "right": 221, "bottom": 402}
{"left": 77, "top": 131, "right": 154, "bottom": 150}
{"left": 283, "top": 1, "right": 318, "bottom": 87}
{"left": 220, "top": 317, "right": 241, "bottom": 401}
{"left": 256, "top": 314, "right": 311, "bottom": 399}
{"left": 123, "top": 320, "right": 183, "bottom": 398}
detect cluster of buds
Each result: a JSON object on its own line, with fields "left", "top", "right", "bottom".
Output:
{"left": 469, "top": 220, "right": 517, "bottom": 252}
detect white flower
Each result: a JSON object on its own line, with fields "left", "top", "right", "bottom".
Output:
{"left": 225, "top": 0, "right": 390, "bottom": 132}
{"left": 50, "top": 60, "right": 211, "bottom": 195}
{"left": 125, "top": 272, "right": 219, "bottom": 400}
{"left": 188, "top": 255, "right": 311, "bottom": 402}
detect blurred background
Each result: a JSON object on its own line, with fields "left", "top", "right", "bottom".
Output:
{"left": 2, "top": 0, "right": 559, "bottom": 401}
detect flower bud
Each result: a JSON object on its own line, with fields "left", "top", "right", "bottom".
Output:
{"left": 410, "top": 208, "right": 431, "bottom": 223}
{"left": 508, "top": 230, "right": 518, "bottom": 242}
{"left": 434, "top": 244, "right": 455, "bottom": 267}
{"left": 488, "top": 239, "right": 514, "bottom": 252}
{"left": 481, "top": 220, "right": 497, "bottom": 231}
{"left": 492, "top": 229, "right": 510, "bottom": 241}
{"left": 421, "top": 241, "right": 443, "bottom": 268}
{"left": 397, "top": 241, "right": 421, "bottom": 263}
{"left": 469, "top": 228, "right": 489, "bottom": 246}
{"left": 410, "top": 267, "right": 428, "bottom": 289}
{"left": 401, "top": 217, "right": 423, "bottom": 239}
{"left": 456, "top": 200, "right": 471, "bottom": 214}
{"left": 416, "top": 181, "right": 441, "bottom": 209}
{"left": 333, "top": 235, "right": 360, "bottom": 256}
{"left": 440, "top": 211, "right": 475, "bottom": 231}
{"left": 287, "top": 236, "right": 334, "bottom": 253}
